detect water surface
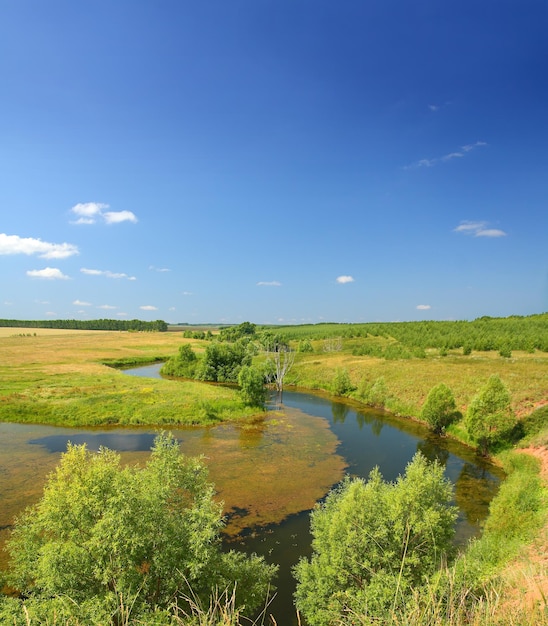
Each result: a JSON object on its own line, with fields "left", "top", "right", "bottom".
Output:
{"left": 0, "top": 363, "right": 503, "bottom": 622}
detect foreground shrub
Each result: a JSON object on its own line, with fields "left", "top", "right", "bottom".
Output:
{"left": 5, "top": 433, "right": 276, "bottom": 622}
{"left": 294, "top": 453, "right": 457, "bottom": 625}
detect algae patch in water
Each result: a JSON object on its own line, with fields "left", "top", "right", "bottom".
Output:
{"left": 0, "top": 406, "right": 346, "bottom": 569}
{"left": 180, "top": 407, "right": 347, "bottom": 535}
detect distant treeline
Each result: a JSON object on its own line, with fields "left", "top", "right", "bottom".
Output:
{"left": 263, "top": 313, "right": 548, "bottom": 353}
{"left": 0, "top": 318, "right": 168, "bottom": 332}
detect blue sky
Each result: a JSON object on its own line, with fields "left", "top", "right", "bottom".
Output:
{"left": 1, "top": 1, "right": 547, "bottom": 325}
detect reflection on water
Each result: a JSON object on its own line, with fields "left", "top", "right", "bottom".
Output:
{"left": 29, "top": 432, "right": 158, "bottom": 453}
{"left": 0, "top": 364, "right": 504, "bottom": 624}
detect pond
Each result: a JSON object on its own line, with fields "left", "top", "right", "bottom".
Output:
{"left": 0, "top": 363, "right": 503, "bottom": 622}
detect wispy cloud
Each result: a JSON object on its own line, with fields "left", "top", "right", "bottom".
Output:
{"left": 405, "top": 141, "right": 487, "bottom": 170}
{"left": 27, "top": 267, "right": 70, "bottom": 280}
{"left": 454, "top": 221, "right": 507, "bottom": 238}
{"left": 416, "top": 304, "right": 431, "bottom": 310}
{"left": 140, "top": 305, "right": 158, "bottom": 311}
{"left": 0, "top": 233, "right": 78, "bottom": 259}
{"left": 182, "top": 291, "right": 193, "bottom": 296}
{"left": 97, "top": 304, "right": 117, "bottom": 310}
{"left": 336, "top": 275, "right": 355, "bottom": 284}
{"left": 149, "top": 265, "right": 171, "bottom": 272}
{"left": 257, "top": 281, "right": 282, "bottom": 287}
{"left": 73, "top": 299, "right": 92, "bottom": 306}
{"left": 70, "top": 202, "right": 138, "bottom": 225}
{"left": 81, "top": 268, "right": 137, "bottom": 280}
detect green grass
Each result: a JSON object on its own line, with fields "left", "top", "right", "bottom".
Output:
{"left": 284, "top": 343, "right": 547, "bottom": 420}
{"left": 0, "top": 369, "right": 260, "bottom": 427}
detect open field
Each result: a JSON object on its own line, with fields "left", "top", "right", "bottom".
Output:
{"left": 288, "top": 344, "right": 548, "bottom": 419}
{"left": 0, "top": 329, "right": 256, "bottom": 426}
{"left": 1, "top": 327, "right": 546, "bottom": 427}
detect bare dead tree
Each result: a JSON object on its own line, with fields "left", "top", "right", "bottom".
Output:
{"left": 265, "top": 343, "right": 295, "bottom": 404}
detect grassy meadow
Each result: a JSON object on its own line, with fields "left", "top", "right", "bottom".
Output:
{"left": 0, "top": 328, "right": 260, "bottom": 426}
{"left": 288, "top": 343, "right": 547, "bottom": 417}
{"left": 1, "top": 323, "right": 546, "bottom": 430}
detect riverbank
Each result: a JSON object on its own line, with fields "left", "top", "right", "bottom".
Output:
{"left": 1, "top": 328, "right": 547, "bottom": 622}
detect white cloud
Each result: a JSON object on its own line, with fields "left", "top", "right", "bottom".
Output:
{"left": 71, "top": 202, "right": 108, "bottom": 219}
{"left": 149, "top": 265, "right": 171, "bottom": 272}
{"left": 73, "top": 299, "right": 92, "bottom": 306}
{"left": 257, "top": 281, "right": 282, "bottom": 287}
{"left": 97, "top": 304, "right": 117, "bottom": 310}
{"left": 454, "top": 221, "right": 507, "bottom": 237}
{"left": 428, "top": 104, "right": 440, "bottom": 112}
{"left": 0, "top": 233, "right": 79, "bottom": 259}
{"left": 336, "top": 275, "right": 355, "bottom": 284}
{"left": 103, "top": 210, "right": 138, "bottom": 224}
{"left": 140, "top": 305, "right": 158, "bottom": 311}
{"left": 70, "top": 202, "right": 137, "bottom": 225}
{"left": 405, "top": 141, "right": 487, "bottom": 170}
{"left": 182, "top": 291, "right": 193, "bottom": 296}
{"left": 27, "top": 267, "right": 70, "bottom": 280}
{"left": 80, "top": 268, "right": 103, "bottom": 276}
{"left": 416, "top": 304, "right": 431, "bottom": 310}
{"left": 81, "top": 268, "right": 137, "bottom": 280}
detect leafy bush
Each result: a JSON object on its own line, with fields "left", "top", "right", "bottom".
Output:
{"left": 331, "top": 367, "right": 354, "bottom": 396}
{"left": 357, "top": 376, "right": 389, "bottom": 408}
{"left": 465, "top": 375, "right": 517, "bottom": 455}
{"left": 238, "top": 365, "right": 267, "bottom": 407}
{"left": 421, "top": 383, "right": 459, "bottom": 434}
{"left": 298, "top": 339, "right": 314, "bottom": 352}
{"left": 195, "top": 341, "right": 251, "bottom": 382}
{"left": 161, "top": 343, "right": 198, "bottom": 378}
{"left": 294, "top": 453, "right": 457, "bottom": 625}
{"left": 5, "top": 433, "right": 276, "bottom": 621}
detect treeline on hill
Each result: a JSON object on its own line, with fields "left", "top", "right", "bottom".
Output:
{"left": 262, "top": 312, "right": 548, "bottom": 355}
{"left": 0, "top": 318, "right": 168, "bottom": 332}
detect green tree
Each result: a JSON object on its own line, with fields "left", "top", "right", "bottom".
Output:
{"left": 421, "top": 382, "right": 458, "bottom": 434}
{"left": 294, "top": 453, "right": 457, "bottom": 625}
{"left": 238, "top": 365, "right": 267, "bottom": 407}
{"left": 195, "top": 340, "right": 251, "bottom": 382}
{"left": 331, "top": 367, "right": 354, "bottom": 396}
{"left": 357, "top": 376, "right": 389, "bottom": 407}
{"left": 5, "top": 433, "right": 276, "bottom": 622}
{"left": 298, "top": 339, "right": 314, "bottom": 353}
{"left": 465, "top": 374, "right": 517, "bottom": 456}
{"left": 160, "top": 343, "right": 198, "bottom": 378}
{"left": 219, "top": 321, "right": 256, "bottom": 342}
